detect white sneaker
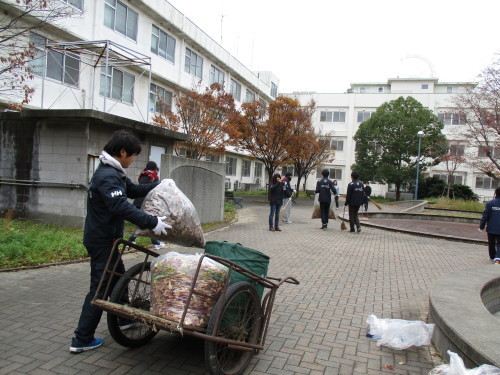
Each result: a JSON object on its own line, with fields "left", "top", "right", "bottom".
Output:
{"left": 154, "top": 242, "right": 165, "bottom": 250}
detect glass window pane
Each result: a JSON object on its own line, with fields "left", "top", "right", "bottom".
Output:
{"left": 151, "top": 30, "right": 158, "bottom": 55}
{"left": 167, "top": 35, "right": 175, "bottom": 62}
{"left": 64, "top": 54, "right": 79, "bottom": 86}
{"left": 126, "top": 8, "right": 138, "bottom": 40}
{"left": 112, "top": 69, "right": 123, "bottom": 100}
{"left": 115, "top": 3, "right": 127, "bottom": 35}
{"left": 159, "top": 32, "right": 167, "bottom": 59}
{"left": 68, "top": 0, "right": 83, "bottom": 10}
{"left": 104, "top": 3, "right": 115, "bottom": 29}
{"left": 46, "top": 50, "right": 63, "bottom": 81}
{"left": 122, "top": 72, "right": 134, "bottom": 104}
{"left": 100, "top": 74, "right": 110, "bottom": 97}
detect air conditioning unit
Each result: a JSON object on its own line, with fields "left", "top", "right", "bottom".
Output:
{"left": 224, "top": 179, "right": 231, "bottom": 190}
{"left": 255, "top": 178, "right": 261, "bottom": 185}
{"left": 233, "top": 180, "right": 241, "bottom": 190}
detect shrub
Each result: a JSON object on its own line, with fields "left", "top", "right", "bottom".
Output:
{"left": 419, "top": 176, "right": 446, "bottom": 198}
{"left": 450, "top": 184, "right": 479, "bottom": 201}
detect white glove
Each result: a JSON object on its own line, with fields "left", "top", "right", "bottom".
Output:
{"left": 153, "top": 216, "right": 172, "bottom": 236}
{"left": 478, "top": 228, "right": 484, "bottom": 232}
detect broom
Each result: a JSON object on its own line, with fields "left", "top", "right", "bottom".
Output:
{"left": 368, "top": 197, "right": 383, "bottom": 210}
{"left": 340, "top": 206, "right": 347, "bottom": 230}
{"left": 279, "top": 192, "right": 294, "bottom": 221}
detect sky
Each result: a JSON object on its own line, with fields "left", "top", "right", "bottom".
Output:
{"left": 167, "top": 0, "right": 500, "bottom": 94}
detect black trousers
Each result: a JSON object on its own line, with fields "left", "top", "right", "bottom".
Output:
{"left": 487, "top": 232, "right": 500, "bottom": 260}
{"left": 320, "top": 202, "right": 331, "bottom": 225}
{"left": 348, "top": 205, "right": 361, "bottom": 231}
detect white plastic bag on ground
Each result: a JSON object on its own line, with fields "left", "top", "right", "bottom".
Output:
{"left": 428, "top": 350, "right": 500, "bottom": 375}
{"left": 135, "top": 179, "right": 205, "bottom": 248}
{"left": 366, "top": 314, "right": 435, "bottom": 350}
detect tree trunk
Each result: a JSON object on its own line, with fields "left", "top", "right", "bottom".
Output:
{"left": 395, "top": 182, "right": 401, "bottom": 201}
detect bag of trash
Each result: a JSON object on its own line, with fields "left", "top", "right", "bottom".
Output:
{"left": 428, "top": 351, "right": 500, "bottom": 375}
{"left": 366, "top": 314, "right": 435, "bottom": 350}
{"left": 135, "top": 179, "right": 205, "bottom": 248}
{"left": 151, "top": 251, "right": 228, "bottom": 327}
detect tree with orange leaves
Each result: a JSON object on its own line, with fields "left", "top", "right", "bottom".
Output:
{"left": 152, "top": 83, "right": 237, "bottom": 160}
{"left": 440, "top": 141, "right": 466, "bottom": 198}
{"left": 0, "top": 0, "right": 76, "bottom": 104}
{"left": 229, "top": 96, "right": 307, "bottom": 183}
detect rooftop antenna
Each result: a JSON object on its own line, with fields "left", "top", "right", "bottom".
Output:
{"left": 220, "top": 14, "right": 224, "bottom": 44}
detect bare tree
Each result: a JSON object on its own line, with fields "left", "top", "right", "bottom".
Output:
{"left": 453, "top": 55, "right": 500, "bottom": 180}
{"left": 0, "top": 0, "right": 76, "bottom": 104}
{"left": 440, "top": 141, "right": 466, "bottom": 198}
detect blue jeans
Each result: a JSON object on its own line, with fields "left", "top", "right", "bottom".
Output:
{"left": 73, "top": 245, "right": 125, "bottom": 344}
{"left": 269, "top": 204, "right": 282, "bottom": 228}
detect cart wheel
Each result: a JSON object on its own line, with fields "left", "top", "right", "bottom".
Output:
{"left": 107, "top": 262, "right": 158, "bottom": 347}
{"left": 205, "top": 282, "right": 262, "bottom": 375}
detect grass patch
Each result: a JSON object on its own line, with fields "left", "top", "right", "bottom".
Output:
{"left": 425, "top": 197, "right": 485, "bottom": 212}
{"left": 1, "top": 202, "right": 237, "bottom": 270}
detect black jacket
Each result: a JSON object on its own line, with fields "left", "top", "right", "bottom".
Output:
{"left": 269, "top": 181, "right": 284, "bottom": 206}
{"left": 364, "top": 185, "right": 372, "bottom": 197}
{"left": 480, "top": 197, "right": 500, "bottom": 234}
{"left": 83, "top": 164, "right": 159, "bottom": 248}
{"left": 345, "top": 179, "right": 365, "bottom": 206}
{"left": 283, "top": 177, "right": 293, "bottom": 198}
{"left": 315, "top": 178, "right": 337, "bottom": 203}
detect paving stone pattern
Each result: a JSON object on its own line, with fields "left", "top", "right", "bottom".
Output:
{"left": 0, "top": 200, "right": 490, "bottom": 375}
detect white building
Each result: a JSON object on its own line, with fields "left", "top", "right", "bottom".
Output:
{"left": 285, "top": 77, "right": 496, "bottom": 201}
{"left": 0, "top": 0, "right": 278, "bottom": 190}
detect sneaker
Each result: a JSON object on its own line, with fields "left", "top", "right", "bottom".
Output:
{"left": 275, "top": 227, "right": 282, "bottom": 231}
{"left": 321, "top": 224, "right": 327, "bottom": 229}
{"left": 269, "top": 227, "right": 275, "bottom": 232}
{"left": 283, "top": 220, "right": 293, "bottom": 224}
{"left": 357, "top": 227, "right": 361, "bottom": 233}
{"left": 489, "top": 259, "right": 495, "bottom": 263}
{"left": 70, "top": 337, "right": 103, "bottom": 353}
{"left": 496, "top": 261, "right": 500, "bottom": 265}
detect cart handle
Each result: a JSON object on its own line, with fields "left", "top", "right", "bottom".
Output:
{"left": 266, "top": 276, "right": 300, "bottom": 287}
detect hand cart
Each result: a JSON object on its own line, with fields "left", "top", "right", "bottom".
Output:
{"left": 91, "top": 239, "right": 299, "bottom": 375}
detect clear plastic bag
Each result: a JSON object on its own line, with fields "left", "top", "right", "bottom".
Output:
{"left": 150, "top": 252, "right": 228, "bottom": 327}
{"left": 428, "top": 351, "right": 500, "bottom": 375}
{"left": 135, "top": 179, "right": 205, "bottom": 248}
{"left": 366, "top": 314, "right": 435, "bottom": 350}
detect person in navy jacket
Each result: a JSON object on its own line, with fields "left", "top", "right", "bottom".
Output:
{"left": 70, "top": 130, "right": 171, "bottom": 354}
{"left": 268, "top": 173, "right": 284, "bottom": 231}
{"left": 345, "top": 171, "right": 365, "bottom": 233}
{"left": 315, "top": 169, "right": 337, "bottom": 229}
{"left": 479, "top": 186, "right": 500, "bottom": 263}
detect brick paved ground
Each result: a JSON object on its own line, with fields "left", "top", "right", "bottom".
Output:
{"left": 0, "top": 199, "right": 492, "bottom": 375}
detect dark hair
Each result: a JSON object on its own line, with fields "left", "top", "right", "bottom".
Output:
{"left": 364, "top": 181, "right": 369, "bottom": 184}
{"left": 333, "top": 179, "right": 338, "bottom": 184}
{"left": 351, "top": 171, "right": 360, "bottom": 180}
{"left": 321, "top": 169, "right": 329, "bottom": 177}
{"left": 145, "top": 161, "right": 158, "bottom": 171}
{"left": 285, "top": 172, "right": 292, "bottom": 178}
{"left": 495, "top": 186, "right": 500, "bottom": 198}
{"left": 271, "top": 173, "right": 281, "bottom": 184}
{"left": 104, "top": 130, "right": 141, "bottom": 157}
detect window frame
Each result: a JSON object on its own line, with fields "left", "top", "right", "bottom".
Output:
{"left": 245, "top": 89, "right": 255, "bottom": 103}
{"left": 230, "top": 78, "right": 241, "bottom": 102}
{"left": 242, "top": 160, "right": 251, "bottom": 177}
{"left": 100, "top": 66, "right": 135, "bottom": 105}
{"left": 475, "top": 176, "right": 494, "bottom": 190}
{"left": 149, "top": 83, "right": 172, "bottom": 113}
{"left": 104, "top": 0, "right": 138, "bottom": 41}
{"left": 151, "top": 25, "right": 176, "bottom": 63}
{"left": 225, "top": 156, "right": 237, "bottom": 176}
{"left": 320, "top": 111, "right": 346, "bottom": 123}
{"left": 184, "top": 48, "right": 203, "bottom": 78}
{"left": 271, "top": 82, "right": 278, "bottom": 98}
{"left": 254, "top": 162, "right": 263, "bottom": 178}
{"left": 209, "top": 65, "right": 225, "bottom": 85}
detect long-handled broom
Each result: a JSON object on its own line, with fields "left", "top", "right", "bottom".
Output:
{"left": 340, "top": 206, "right": 347, "bottom": 230}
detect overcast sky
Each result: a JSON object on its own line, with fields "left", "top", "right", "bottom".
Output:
{"left": 167, "top": 0, "right": 500, "bottom": 94}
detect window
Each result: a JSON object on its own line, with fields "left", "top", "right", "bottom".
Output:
{"left": 63, "top": 0, "right": 83, "bottom": 10}
{"left": 357, "top": 111, "right": 373, "bottom": 122}
{"left": 320, "top": 111, "right": 346, "bottom": 122}
{"left": 29, "top": 34, "right": 80, "bottom": 87}
{"left": 434, "top": 174, "right": 463, "bottom": 184}
{"left": 242, "top": 160, "right": 251, "bottom": 177}
{"left": 476, "top": 176, "right": 494, "bottom": 190}
{"left": 282, "top": 166, "right": 298, "bottom": 177}
{"left": 245, "top": 89, "right": 255, "bottom": 103}
{"left": 378, "top": 87, "right": 384, "bottom": 93}
{"left": 149, "top": 84, "right": 172, "bottom": 113}
{"left": 316, "top": 168, "right": 342, "bottom": 180}
{"left": 448, "top": 144, "right": 464, "bottom": 157}
{"left": 209, "top": 65, "right": 225, "bottom": 85}
{"left": 184, "top": 48, "right": 203, "bottom": 78}
{"left": 330, "top": 140, "right": 344, "bottom": 151}
{"left": 100, "top": 66, "right": 134, "bottom": 104}
{"left": 421, "top": 84, "right": 429, "bottom": 89}
{"left": 438, "top": 113, "right": 466, "bottom": 125}
{"left": 151, "top": 25, "right": 175, "bottom": 63}
{"left": 230, "top": 79, "right": 241, "bottom": 101}
{"left": 225, "top": 156, "right": 237, "bottom": 176}
{"left": 205, "top": 154, "right": 219, "bottom": 162}
{"left": 104, "top": 0, "right": 138, "bottom": 40}
{"left": 360, "top": 87, "right": 366, "bottom": 93}
{"left": 271, "top": 82, "right": 278, "bottom": 98}
{"left": 478, "top": 145, "right": 500, "bottom": 158}
{"left": 447, "top": 86, "right": 457, "bottom": 94}
{"left": 254, "top": 162, "right": 263, "bottom": 178}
